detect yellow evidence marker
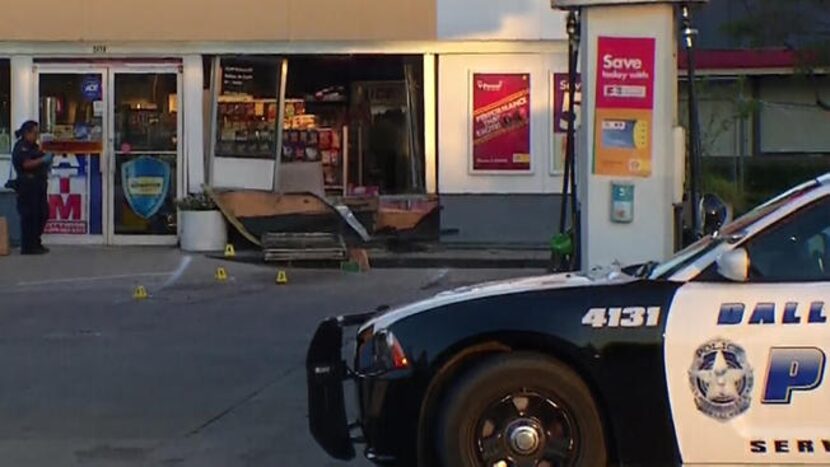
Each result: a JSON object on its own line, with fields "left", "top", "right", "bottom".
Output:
{"left": 224, "top": 244, "right": 236, "bottom": 258}
{"left": 276, "top": 270, "right": 288, "bottom": 285}
{"left": 133, "top": 285, "right": 149, "bottom": 300}
{"left": 215, "top": 267, "right": 228, "bottom": 282}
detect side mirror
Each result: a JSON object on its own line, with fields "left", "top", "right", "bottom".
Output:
{"left": 700, "top": 193, "right": 729, "bottom": 236}
{"left": 717, "top": 248, "right": 749, "bottom": 282}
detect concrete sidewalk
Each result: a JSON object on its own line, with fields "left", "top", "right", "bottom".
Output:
{"left": 0, "top": 244, "right": 552, "bottom": 295}
{"left": 0, "top": 246, "right": 189, "bottom": 288}
{"left": 0, "top": 246, "right": 281, "bottom": 297}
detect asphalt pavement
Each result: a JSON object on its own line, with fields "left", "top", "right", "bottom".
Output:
{"left": 0, "top": 247, "right": 541, "bottom": 466}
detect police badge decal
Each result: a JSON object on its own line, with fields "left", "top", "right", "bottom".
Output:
{"left": 688, "top": 338, "right": 754, "bottom": 421}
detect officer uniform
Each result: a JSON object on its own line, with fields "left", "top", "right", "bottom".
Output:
{"left": 12, "top": 139, "right": 49, "bottom": 254}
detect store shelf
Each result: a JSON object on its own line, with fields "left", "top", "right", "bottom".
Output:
{"left": 304, "top": 99, "right": 347, "bottom": 104}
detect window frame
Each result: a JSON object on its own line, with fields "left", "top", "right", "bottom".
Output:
{"left": 757, "top": 74, "right": 830, "bottom": 156}
{"left": 0, "top": 58, "right": 12, "bottom": 186}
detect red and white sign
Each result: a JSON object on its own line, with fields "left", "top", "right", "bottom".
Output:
{"left": 45, "top": 155, "right": 89, "bottom": 235}
{"left": 472, "top": 73, "right": 531, "bottom": 172}
{"left": 596, "top": 37, "right": 655, "bottom": 110}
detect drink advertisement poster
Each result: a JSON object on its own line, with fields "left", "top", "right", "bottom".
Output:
{"left": 553, "top": 73, "right": 582, "bottom": 173}
{"left": 471, "top": 73, "right": 531, "bottom": 172}
{"left": 593, "top": 36, "right": 655, "bottom": 177}
{"left": 554, "top": 73, "right": 582, "bottom": 134}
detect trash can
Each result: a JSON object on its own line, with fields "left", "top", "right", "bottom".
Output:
{"left": 0, "top": 188, "right": 20, "bottom": 247}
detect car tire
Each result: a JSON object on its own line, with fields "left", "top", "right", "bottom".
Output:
{"left": 436, "top": 352, "right": 607, "bottom": 467}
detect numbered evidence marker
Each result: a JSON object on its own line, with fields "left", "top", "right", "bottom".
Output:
{"left": 215, "top": 267, "right": 228, "bottom": 282}
{"left": 582, "top": 307, "right": 661, "bottom": 328}
{"left": 133, "top": 285, "right": 149, "bottom": 300}
{"left": 276, "top": 270, "right": 288, "bottom": 285}
{"left": 224, "top": 244, "right": 236, "bottom": 258}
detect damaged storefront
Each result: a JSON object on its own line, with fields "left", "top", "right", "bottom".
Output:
{"left": 207, "top": 54, "right": 437, "bottom": 246}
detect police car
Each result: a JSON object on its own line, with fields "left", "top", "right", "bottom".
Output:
{"left": 306, "top": 175, "right": 830, "bottom": 466}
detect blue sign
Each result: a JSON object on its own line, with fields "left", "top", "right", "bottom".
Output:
{"left": 762, "top": 347, "right": 825, "bottom": 404}
{"left": 121, "top": 156, "right": 171, "bottom": 220}
{"left": 81, "top": 75, "right": 101, "bottom": 101}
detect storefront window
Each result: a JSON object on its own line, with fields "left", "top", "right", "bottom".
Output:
{"left": 39, "top": 73, "right": 104, "bottom": 154}
{"left": 214, "top": 57, "right": 280, "bottom": 159}
{"left": 282, "top": 55, "right": 425, "bottom": 196}
{"left": 0, "top": 60, "right": 10, "bottom": 155}
{"left": 208, "top": 55, "right": 426, "bottom": 196}
{"left": 38, "top": 72, "right": 106, "bottom": 236}
{"left": 759, "top": 75, "right": 830, "bottom": 154}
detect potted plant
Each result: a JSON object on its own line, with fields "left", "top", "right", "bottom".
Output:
{"left": 176, "top": 193, "right": 227, "bottom": 252}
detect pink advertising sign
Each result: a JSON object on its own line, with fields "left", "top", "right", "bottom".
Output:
{"left": 596, "top": 37, "right": 656, "bottom": 110}
{"left": 593, "top": 36, "right": 656, "bottom": 177}
{"left": 471, "top": 73, "right": 531, "bottom": 172}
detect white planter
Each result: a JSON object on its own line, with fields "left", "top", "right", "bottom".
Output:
{"left": 179, "top": 210, "right": 227, "bottom": 252}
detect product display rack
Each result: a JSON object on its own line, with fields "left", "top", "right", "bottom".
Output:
{"left": 283, "top": 97, "right": 348, "bottom": 194}
{"left": 215, "top": 96, "right": 279, "bottom": 159}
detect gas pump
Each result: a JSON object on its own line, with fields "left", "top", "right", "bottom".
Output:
{"left": 550, "top": 0, "right": 708, "bottom": 271}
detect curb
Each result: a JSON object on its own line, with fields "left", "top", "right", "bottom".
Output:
{"left": 209, "top": 251, "right": 551, "bottom": 269}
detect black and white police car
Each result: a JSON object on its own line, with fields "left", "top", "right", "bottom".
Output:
{"left": 307, "top": 175, "right": 830, "bottom": 467}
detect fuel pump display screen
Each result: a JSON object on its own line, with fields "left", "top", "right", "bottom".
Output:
{"left": 601, "top": 119, "right": 649, "bottom": 150}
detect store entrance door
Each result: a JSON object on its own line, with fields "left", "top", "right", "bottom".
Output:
{"left": 35, "top": 63, "right": 181, "bottom": 245}
{"left": 108, "top": 66, "right": 181, "bottom": 245}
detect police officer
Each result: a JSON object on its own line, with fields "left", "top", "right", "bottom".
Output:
{"left": 12, "top": 120, "right": 52, "bottom": 255}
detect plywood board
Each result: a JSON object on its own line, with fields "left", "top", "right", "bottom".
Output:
{"left": 215, "top": 191, "right": 331, "bottom": 219}
{"left": 377, "top": 205, "right": 439, "bottom": 231}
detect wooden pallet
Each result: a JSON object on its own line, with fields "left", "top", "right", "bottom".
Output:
{"left": 0, "top": 217, "right": 8, "bottom": 256}
{"left": 262, "top": 232, "right": 348, "bottom": 262}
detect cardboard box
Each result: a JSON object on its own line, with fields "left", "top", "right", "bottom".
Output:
{"left": 0, "top": 217, "right": 9, "bottom": 256}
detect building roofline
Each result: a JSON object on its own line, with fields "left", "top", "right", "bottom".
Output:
{"left": 679, "top": 48, "right": 798, "bottom": 71}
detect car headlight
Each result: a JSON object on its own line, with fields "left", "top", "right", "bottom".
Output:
{"left": 375, "top": 329, "right": 409, "bottom": 370}
{"left": 357, "top": 328, "right": 410, "bottom": 373}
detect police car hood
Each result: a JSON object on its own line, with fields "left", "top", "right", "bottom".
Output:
{"left": 364, "top": 268, "right": 635, "bottom": 331}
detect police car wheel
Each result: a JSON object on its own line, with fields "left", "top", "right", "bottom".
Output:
{"left": 436, "top": 353, "right": 606, "bottom": 467}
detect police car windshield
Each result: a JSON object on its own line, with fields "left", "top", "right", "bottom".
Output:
{"left": 649, "top": 179, "right": 821, "bottom": 280}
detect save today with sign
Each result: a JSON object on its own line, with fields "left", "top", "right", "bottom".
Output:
{"left": 593, "top": 36, "right": 656, "bottom": 178}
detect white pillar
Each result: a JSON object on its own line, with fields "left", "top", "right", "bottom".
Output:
{"left": 182, "top": 55, "right": 205, "bottom": 193}
{"left": 423, "top": 54, "right": 437, "bottom": 194}
{"left": 575, "top": 3, "right": 680, "bottom": 269}
{"left": 11, "top": 55, "right": 34, "bottom": 133}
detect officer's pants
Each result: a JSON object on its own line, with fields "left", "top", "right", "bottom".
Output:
{"left": 16, "top": 178, "right": 48, "bottom": 253}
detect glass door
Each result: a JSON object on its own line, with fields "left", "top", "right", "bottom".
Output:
{"left": 109, "top": 67, "right": 181, "bottom": 244}
{"left": 36, "top": 67, "right": 108, "bottom": 245}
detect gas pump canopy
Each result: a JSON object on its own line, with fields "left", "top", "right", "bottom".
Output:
{"left": 552, "top": 0, "right": 706, "bottom": 7}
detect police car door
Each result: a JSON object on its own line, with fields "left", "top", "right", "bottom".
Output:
{"left": 665, "top": 195, "right": 830, "bottom": 465}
